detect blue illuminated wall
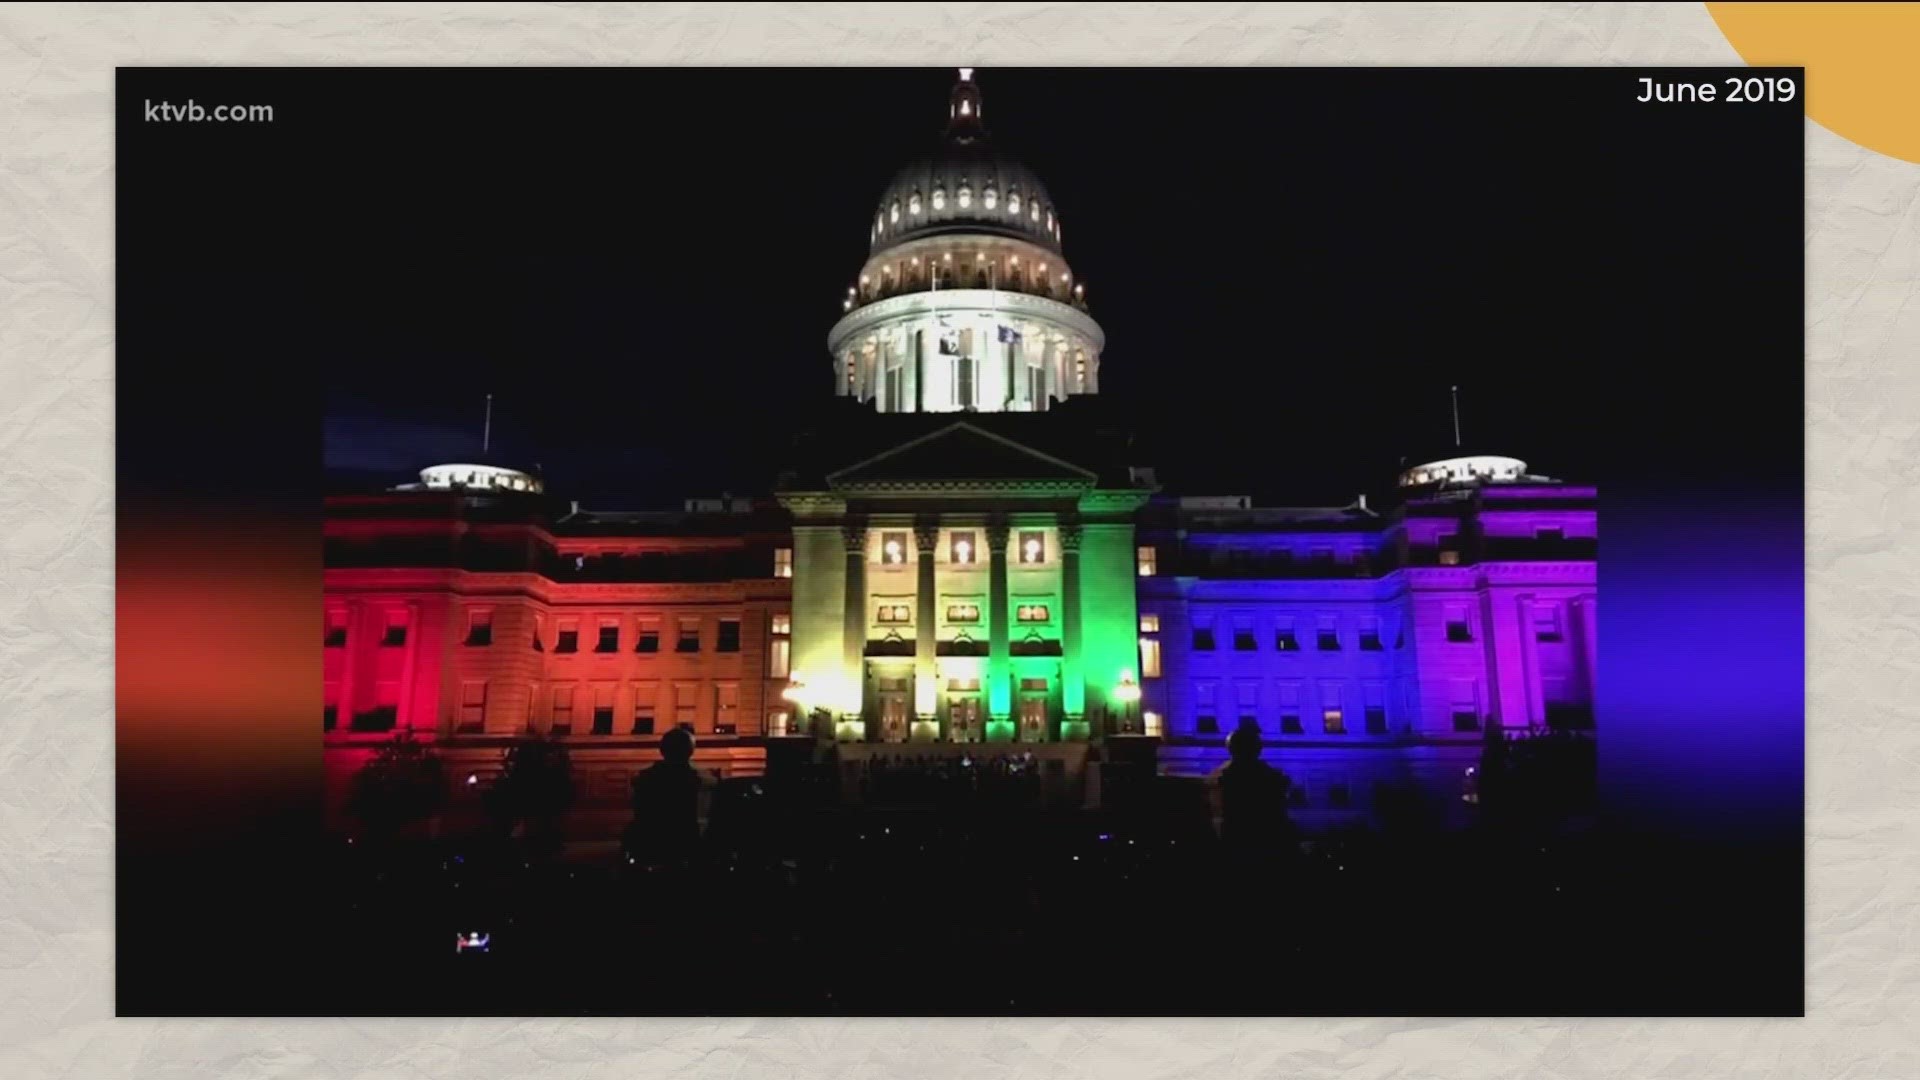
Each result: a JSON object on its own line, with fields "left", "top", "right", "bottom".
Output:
{"left": 1135, "top": 482, "right": 1597, "bottom": 822}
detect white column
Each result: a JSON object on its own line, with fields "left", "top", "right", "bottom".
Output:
{"left": 1577, "top": 594, "right": 1598, "bottom": 701}
{"left": 397, "top": 599, "right": 421, "bottom": 733}
{"left": 1516, "top": 594, "right": 1545, "bottom": 730}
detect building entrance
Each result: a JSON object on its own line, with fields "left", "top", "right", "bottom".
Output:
{"left": 876, "top": 677, "right": 910, "bottom": 743}
{"left": 1018, "top": 678, "right": 1049, "bottom": 742}
{"left": 949, "top": 694, "right": 983, "bottom": 742}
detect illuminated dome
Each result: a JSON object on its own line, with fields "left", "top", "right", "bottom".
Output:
{"left": 832, "top": 69, "right": 1102, "bottom": 414}
{"left": 1397, "top": 454, "right": 1529, "bottom": 489}
{"left": 869, "top": 71, "right": 1062, "bottom": 257}
{"left": 415, "top": 462, "right": 544, "bottom": 494}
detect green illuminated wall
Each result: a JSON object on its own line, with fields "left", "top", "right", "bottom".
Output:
{"left": 1076, "top": 519, "right": 1141, "bottom": 729}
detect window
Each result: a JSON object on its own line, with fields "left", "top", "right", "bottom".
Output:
{"left": 950, "top": 531, "right": 977, "bottom": 565}
{"left": 714, "top": 682, "right": 739, "bottom": 734}
{"left": 1364, "top": 683, "right": 1388, "bottom": 735}
{"left": 591, "top": 685, "right": 615, "bottom": 735}
{"left": 323, "top": 704, "right": 338, "bottom": 731}
{"left": 1139, "top": 636, "right": 1162, "bottom": 679}
{"left": 932, "top": 187, "right": 946, "bottom": 211}
{"left": 1017, "top": 531, "right": 1045, "bottom": 565}
{"left": 768, "top": 709, "right": 792, "bottom": 737}
{"left": 631, "top": 682, "right": 657, "bottom": 735}
{"left": 956, "top": 353, "right": 977, "bottom": 409}
{"left": 1232, "top": 616, "right": 1256, "bottom": 652}
{"left": 1275, "top": 618, "right": 1299, "bottom": 652}
{"left": 983, "top": 185, "right": 998, "bottom": 210}
{"left": 635, "top": 618, "right": 660, "bottom": 653}
{"left": 1195, "top": 682, "right": 1217, "bottom": 734}
{"left": 555, "top": 621, "right": 579, "bottom": 654}
{"left": 1451, "top": 679, "right": 1480, "bottom": 732}
{"left": 1322, "top": 684, "right": 1345, "bottom": 735}
{"left": 465, "top": 609, "right": 493, "bottom": 647}
{"left": 1532, "top": 603, "right": 1564, "bottom": 642}
{"left": 1139, "top": 614, "right": 1160, "bottom": 633}
{"left": 676, "top": 618, "right": 700, "bottom": 652}
{"left": 877, "top": 603, "right": 912, "bottom": 624}
{"left": 1192, "top": 616, "right": 1216, "bottom": 651}
{"left": 324, "top": 610, "right": 347, "bottom": 648}
{"left": 1142, "top": 710, "right": 1163, "bottom": 737}
{"left": 1445, "top": 607, "right": 1473, "bottom": 643}
{"left": 1016, "top": 604, "right": 1050, "bottom": 623}
{"left": 381, "top": 612, "right": 408, "bottom": 647}
{"left": 1137, "top": 545, "right": 1157, "bottom": 577}
{"left": 1536, "top": 527, "right": 1564, "bottom": 541}
{"left": 768, "top": 614, "right": 791, "bottom": 678}
{"left": 459, "top": 681, "right": 487, "bottom": 731}
{"left": 1358, "top": 617, "right": 1382, "bottom": 651}
{"left": 1236, "top": 681, "right": 1259, "bottom": 730}
{"left": 550, "top": 686, "right": 575, "bottom": 735}
{"left": 1279, "top": 685, "right": 1303, "bottom": 734}
{"left": 1317, "top": 615, "right": 1340, "bottom": 651}
{"left": 945, "top": 602, "right": 981, "bottom": 623}
{"left": 908, "top": 191, "right": 922, "bottom": 215}
{"left": 1439, "top": 550, "right": 1462, "bottom": 566}
{"left": 595, "top": 621, "right": 619, "bottom": 653}
{"left": 773, "top": 547, "right": 793, "bottom": 578}
{"left": 674, "top": 682, "right": 698, "bottom": 730}
{"left": 957, "top": 185, "right": 971, "bottom": 209}
{"left": 1008, "top": 191, "right": 1021, "bottom": 215}
{"left": 881, "top": 531, "right": 908, "bottom": 565}
{"left": 717, "top": 618, "right": 741, "bottom": 653}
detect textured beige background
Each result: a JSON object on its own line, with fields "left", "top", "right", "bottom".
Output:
{"left": 1, "top": 2, "right": 1911, "bottom": 1076}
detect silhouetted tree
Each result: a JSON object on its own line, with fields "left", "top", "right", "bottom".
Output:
{"left": 348, "top": 732, "right": 446, "bottom": 847}
{"left": 1476, "top": 727, "right": 1596, "bottom": 833}
{"left": 484, "top": 733, "right": 576, "bottom": 859}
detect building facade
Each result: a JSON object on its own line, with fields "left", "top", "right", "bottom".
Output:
{"left": 323, "top": 70, "right": 1595, "bottom": 824}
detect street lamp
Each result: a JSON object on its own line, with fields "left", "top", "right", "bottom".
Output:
{"left": 781, "top": 673, "right": 807, "bottom": 736}
{"left": 1113, "top": 671, "right": 1141, "bottom": 735}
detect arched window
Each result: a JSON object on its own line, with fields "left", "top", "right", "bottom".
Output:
{"left": 957, "top": 184, "right": 972, "bottom": 209}
{"left": 1030, "top": 202, "right": 1040, "bottom": 222}
{"left": 1008, "top": 191, "right": 1021, "bottom": 215}
{"left": 932, "top": 187, "right": 946, "bottom": 211}
{"left": 983, "top": 185, "right": 997, "bottom": 210}
{"left": 908, "top": 191, "right": 922, "bottom": 215}
{"left": 889, "top": 201, "right": 900, "bottom": 223}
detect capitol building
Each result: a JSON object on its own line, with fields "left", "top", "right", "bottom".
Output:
{"left": 324, "top": 70, "right": 1595, "bottom": 826}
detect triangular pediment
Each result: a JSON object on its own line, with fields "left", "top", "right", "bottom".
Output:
{"left": 827, "top": 421, "right": 1098, "bottom": 490}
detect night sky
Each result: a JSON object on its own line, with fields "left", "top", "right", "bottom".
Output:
{"left": 125, "top": 67, "right": 1798, "bottom": 507}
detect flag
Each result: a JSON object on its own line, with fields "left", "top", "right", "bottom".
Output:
{"left": 997, "top": 325, "right": 1022, "bottom": 344}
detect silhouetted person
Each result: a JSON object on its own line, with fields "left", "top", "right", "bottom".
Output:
{"left": 625, "top": 726, "right": 702, "bottom": 868}
{"left": 1218, "top": 721, "right": 1292, "bottom": 863}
